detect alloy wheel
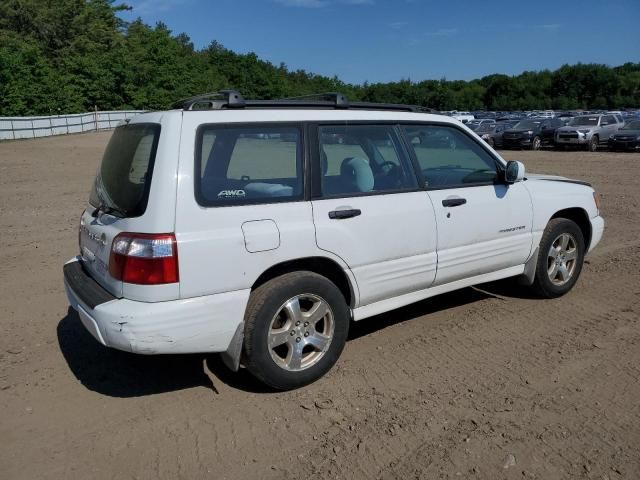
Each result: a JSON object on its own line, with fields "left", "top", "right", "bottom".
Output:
{"left": 547, "top": 233, "right": 578, "bottom": 286}
{"left": 267, "top": 294, "right": 335, "bottom": 371}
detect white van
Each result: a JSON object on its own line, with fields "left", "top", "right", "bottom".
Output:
{"left": 64, "top": 91, "right": 604, "bottom": 390}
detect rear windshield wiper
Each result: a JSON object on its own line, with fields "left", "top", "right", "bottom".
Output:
{"left": 91, "top": 203, "right": 128, "bottom": 218}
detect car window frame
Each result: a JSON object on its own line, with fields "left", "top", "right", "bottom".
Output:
{"left": 310, "top": 122, "right": 422, "bottom": 200}
{"left": 193, "top": 121, "right": 308, "bottom": 208}
{"left": 397, "top": 121, "right": 507, "bottom": 191}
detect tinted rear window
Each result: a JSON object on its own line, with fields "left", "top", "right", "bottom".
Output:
{"left": 196, "top": 125, "right": 303, "bottom": 206}
{"left": 89, "top": 123, "right": 160, "bottom": 217}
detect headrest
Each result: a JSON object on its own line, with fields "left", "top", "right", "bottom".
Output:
{"left": 340, "top": 157, "right": 374, "bottom": 192}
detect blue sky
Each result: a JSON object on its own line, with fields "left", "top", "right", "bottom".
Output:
{"left": 119, "top": 0, "right": 640, "bottom": 84}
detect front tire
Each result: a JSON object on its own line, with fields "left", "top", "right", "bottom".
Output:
{"left": 531, "top": 218, "right": 585, "bottom": 298}
{"left": 243, "top": 271, "right": 350, "bottom": 390}
{"left": 588, "top": 135, "right": 599, "bottom": 152}
{"left": 532, "top": 136, "right": 542, "bottom": 151}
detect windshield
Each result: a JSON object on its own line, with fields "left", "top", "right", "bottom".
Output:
{"left": 569, "top": 116, "right": 599, "bottom": 126}
{"left": 89, "top": 123, "right": 160, "bottom": 217}
{"left": 622, "top": 120, "right": 640, "bottom": 130}
{"left": 513, "top": 120, "right": 542, "bottom": 130}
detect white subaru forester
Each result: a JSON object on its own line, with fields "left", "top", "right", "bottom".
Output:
{"left": 64, "top": 92, "right": 604, "bottom": 390}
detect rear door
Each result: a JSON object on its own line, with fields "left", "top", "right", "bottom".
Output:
{"left": 401, "top": 124, "right": 534, "bottom": 286}
{"left": 310, "top": 124, "right": 438, "bottom": 307}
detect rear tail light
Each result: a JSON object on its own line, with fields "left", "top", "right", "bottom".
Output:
{"left": 109, "top": 233, "right": 179, "bottom": 285}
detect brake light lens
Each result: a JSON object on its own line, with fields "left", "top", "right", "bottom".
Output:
{"left": 593, "top": 191, "right": 601, "bottom": 215}
{"left": 109, "top": 233, "right": 179, "bottom": 285}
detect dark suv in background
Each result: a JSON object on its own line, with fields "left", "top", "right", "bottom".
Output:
{"left": 478, "top": 120, "right": 519, "bottom": 148}
{"left": 502, "top": 118, "right": 565, "bottom": 150}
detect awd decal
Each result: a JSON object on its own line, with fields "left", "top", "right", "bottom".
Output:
{"left": 218, "top": 189, "right": 246, "bottom": 198}
{"left": 499, "top": 225, "right": 526, "bottom": 233}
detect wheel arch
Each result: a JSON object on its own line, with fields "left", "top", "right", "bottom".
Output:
{"left": 251, "top": 256, "right": 356, "bottom": 308}
{"left": 550, "top": 207, "right": 592, "bottom": 248}
{"left": 520, "top": 207, "right": 592, "bottom": 287}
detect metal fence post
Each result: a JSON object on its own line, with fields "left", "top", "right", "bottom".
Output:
{"left": 10, "top": 120, "right": 15, "bottom": 140}
{"left": 94, "top": 105, "right": 98, "bottom": 131}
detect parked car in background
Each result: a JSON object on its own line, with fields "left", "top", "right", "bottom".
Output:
{"left": 556, "top": 113, "right": 574, "bottom": 123}
{"left": 502, "top": 118, "right": 565, "bottom": 150}
{"left": 442, "top": 110, "right": 475, "bottom": 123}
{"left": 555, "top": 114, "right": 623, "bottom": 151}
{"left": 466, "top": 119, "right": 496, "bottom": 130}
{"left": 535, "top": 110, "right": 556, "bottom": 119}
{"left": 608, "top": 119, "right": 640, "bottom": 151}
{"left": 478, "top": 120, "right": 519, "bottom": 148}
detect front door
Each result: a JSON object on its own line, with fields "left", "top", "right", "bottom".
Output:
{"left": 401, "top": 124, "right": 534, "bottom": 286}
{"left": 310, "top": 124, "right": 438, "bottom": 307}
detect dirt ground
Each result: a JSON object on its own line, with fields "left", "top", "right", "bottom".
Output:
{"left": 1, "top": 131, "right": 639, "bottom": 480}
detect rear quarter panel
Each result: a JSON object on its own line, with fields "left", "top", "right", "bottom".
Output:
{"left": 174, "top": 113, "right": 359, "bottom": 303}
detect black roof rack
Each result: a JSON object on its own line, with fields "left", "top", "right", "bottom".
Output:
{"left": 173, "top": 90, "right": 246, "bottom": 110}
{"left": 175, "top": 90, "right": 434, "bottom": 113}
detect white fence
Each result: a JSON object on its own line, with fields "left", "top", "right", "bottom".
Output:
{"left": 0, "top": 110, "right": 145, "bottom": 140}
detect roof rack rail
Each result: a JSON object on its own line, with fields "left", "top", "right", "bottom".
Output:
{"left": 175, "top": 90, "right": 435, "bottom": 113}
{"left": 282, "top": 92, "right": 349, "bottom": 108}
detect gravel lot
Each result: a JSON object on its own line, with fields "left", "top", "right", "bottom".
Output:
{"left": 1, "top": 132, "right": 639, "bottom": 479}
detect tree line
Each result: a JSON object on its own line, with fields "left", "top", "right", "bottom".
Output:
{"left": 1, "top": 0, "right": 639, "bottom": 116}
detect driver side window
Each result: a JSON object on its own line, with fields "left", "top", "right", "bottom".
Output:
{"left": 402, "top": 125, "right": 499, "bottom": 188}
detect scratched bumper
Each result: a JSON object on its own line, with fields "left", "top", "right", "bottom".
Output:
{"left": 63, "top": 258, "right": 250, "bottom": 354}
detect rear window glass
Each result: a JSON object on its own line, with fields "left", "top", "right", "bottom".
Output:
{"left": 196, "top": 126, "right": 303, "bottom": 206}
{"left": 89, "top": 123, "right": 160, "bottom": 217}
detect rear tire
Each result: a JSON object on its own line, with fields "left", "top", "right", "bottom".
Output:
{"left": 243, "top": 271, "right": 349, "bottom": 390}
{"left": 531, "top": 218, "right": 585, "bottom": 298}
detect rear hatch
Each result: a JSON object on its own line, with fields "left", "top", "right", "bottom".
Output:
{"left": 79, "top": 122, "right": 161, "bottom": 298}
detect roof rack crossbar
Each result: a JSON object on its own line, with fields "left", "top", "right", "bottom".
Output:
{"left": 174, "top": 89, "right": 246, "bottom": 110}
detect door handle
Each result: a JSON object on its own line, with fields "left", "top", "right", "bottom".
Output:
{"left": 442, "top": 198, "right": 466, "bottom": 207}
{"left": 328, "top": 208, "right": 361, "bottom": 219}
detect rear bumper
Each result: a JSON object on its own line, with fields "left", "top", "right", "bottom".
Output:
{"left": 588, "top": 216, "right": 605, "bottom": 254}
{"left": 63, "top": 258, "right": 250, "bottom": 354}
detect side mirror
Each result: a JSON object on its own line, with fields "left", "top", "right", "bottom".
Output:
{"left": 505, "top": 160, "right": 525, "bottom": 184}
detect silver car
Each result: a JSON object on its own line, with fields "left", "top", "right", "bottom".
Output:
{"left": 555, "top": 114, "right": 623, "bottom": 151}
